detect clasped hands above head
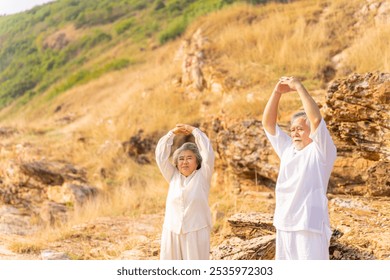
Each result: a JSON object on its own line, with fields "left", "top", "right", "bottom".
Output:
{"left": 171, "top": 124, "right": 195, "bottom": 135}
{"left": 275, "top": 76, "right": 302, "bottom": 94}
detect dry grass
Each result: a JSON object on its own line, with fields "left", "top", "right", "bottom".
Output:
{"left": 8, "top": 241, "right": 44, "bottom": 255}
{"left": 345, "top": 24, "right": 390, "bottom": 73}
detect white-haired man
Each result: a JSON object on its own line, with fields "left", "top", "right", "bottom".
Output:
{"left": 262, "top": 76, "right": 337, "bottom": 260}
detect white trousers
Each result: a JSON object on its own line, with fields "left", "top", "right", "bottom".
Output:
{"left": 160, "top": 227, "right": 210, "bottom": 260}
{"left": 275, "top": 229, "right": 331, "bottom": 260}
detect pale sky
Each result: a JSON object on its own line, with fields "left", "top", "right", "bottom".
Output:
{"left": 0, "top": 0, "right": 55, "bottom": 15}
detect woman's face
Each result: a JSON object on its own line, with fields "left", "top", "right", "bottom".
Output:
{"left": 177, "top": 150, "right": 198, "bottom": 177}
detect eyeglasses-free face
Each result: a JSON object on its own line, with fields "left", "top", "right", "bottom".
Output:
{"left": 290, "top": 117, "right": 312, "bottom": 150}
{"left": 177, "top": 150, "right": 198, "bottom": 177}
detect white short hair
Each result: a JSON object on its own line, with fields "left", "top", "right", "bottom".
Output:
{"left": 291, "top": 111, "right": 310, "bottom": 128}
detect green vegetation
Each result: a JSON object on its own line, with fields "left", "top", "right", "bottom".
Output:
{"left": 46, "top": 58, "right": 132, "bottom": 101}
{"left": 0, "top": 0, "right": 288, "bottom": 108}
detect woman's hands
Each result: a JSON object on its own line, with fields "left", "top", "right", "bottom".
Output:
{"left": 171, "top": 124, "right": 195, "bottom": 135}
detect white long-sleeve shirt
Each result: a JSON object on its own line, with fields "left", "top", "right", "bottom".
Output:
{"left": 155, "top": 128, "right": 215, "bottom": 234}
{"left": 264, "top": 119, "right": 337, "bottom": 233}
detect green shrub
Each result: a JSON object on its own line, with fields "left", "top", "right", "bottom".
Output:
{"left": 159, "top": 16, "right": 188, "bottom": 44}
{"left": 103, "top": 58, "right": 131, "bottom": 71}
{"left": 115, "top": 19, "right": 134, "bottom": 35}
{"left": 79, "top": 30, "right": 112, "bottom": 49}
{"left": 154, "top": 0, "right": 165, "bottom": 11}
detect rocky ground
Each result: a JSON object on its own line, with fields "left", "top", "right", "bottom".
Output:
{"left": 1, "top": 184, "right": 390, "bottom": 260}
{"left": 0, "top": 214, "right": 164, "bottom": 260}
{"left": 210, "top": 189, "right": 390, "bottom": 260}
{"left": 328, "top": 194, "right": 390, "bottom": 260}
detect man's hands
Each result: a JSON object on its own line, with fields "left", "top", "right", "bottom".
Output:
{"left": 171, "top": 124, "right": 195, "bottom": 135}
{"left": 274, "top": 76, "right": 302, "bottom": 94}
{"left": 263, "top": 76, "right": 305, "bottom": 135}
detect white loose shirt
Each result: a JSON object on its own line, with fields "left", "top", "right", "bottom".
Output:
{"left": 155, "top": 128, "right": 215, "bottom": 234}
{"left": 264, "top": 119, "right": 337, "bottom": 233}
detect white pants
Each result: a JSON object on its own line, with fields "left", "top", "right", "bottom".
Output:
{"left": 160, "top": 227, "right": 210, "bottom": 260}
{"left": 275, "top": 228, "right": 331, "bottom": 260}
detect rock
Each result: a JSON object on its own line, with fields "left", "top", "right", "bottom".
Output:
{"left": 122, "top": 130, "right": 155, "bottom": 164}
{"left": 202, "top": 117, "right": 280, "bottom": 187}
{"left": 330, "top": 197, "right": 372, "bottom": 211}
{"left": 333, "top": 250, "right": 342, "bottom": 259}
{"left": 41, "top": 250, "right": 70, "bottom": 260}
{"left": 39, "top": 201, "right": 68, "bottom": 226}
{"left": 211, "top": 212, "right": 275, "bottom": 260}
{"left": 47, "top": 183, "right": 98, "bottom": 206}
{"left": 227, "top": 212, "right": 275, "bottom": 239}
{"left": 324, "top": 72, "right": 390, "bottom": 196}
{"left": 375, "top": 1, "right": 390, "bottom": 25}
{"left": 0, "top": 205, "right": 38, "bottom": 235}
{"left": 211, "top": 235, "right": 275, "bottom": 260}
{"left": 176, "top": 28, "right": 208, "bottom": 93}
{"left": 20, "top": 160, "right": 87, "bottom": 186}
{"left": 0, "top": 127, "right": 19, "bottom": 138}
{"left": 0, "top": 154, "right": 99, "bottom": 232}
{"left": 367, "top": 161, "right": 390, "bottom": 196}
{"left": 329, "top": 240, "right": 375, "bottom": 260}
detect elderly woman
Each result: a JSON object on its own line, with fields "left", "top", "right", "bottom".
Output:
{"left": 155, "top": 123, "right": 215, "bottom": 260}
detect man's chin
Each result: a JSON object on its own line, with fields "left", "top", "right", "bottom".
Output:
{"left": 293, "top": 144, "right": 303, "bottom": 151}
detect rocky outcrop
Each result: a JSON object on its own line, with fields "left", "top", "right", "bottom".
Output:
{"left": 174, "top": 28, "right": 207, "bottom": 92}
{"left": 324, "top": 72, "right": 389, "bottom": 195}
{"left": 122, "top": 130, "right": 156, "bottom": 165}
{"left": 202, "top": 117, "right": 281, "bottom": 188}
{"left": 211, "top": 213, "right": 275, "bottom": 260}
{"left": 0, "top": 153, "right": 99, "bottom": 232}
{"left": 0, "top": 205, "right": 38, "bottom": 235}
{"left": 227, "top": 212, "right": 275, "bottom": 239}
{"left": 20, "top": 160, "right": 87, "bottom": 186}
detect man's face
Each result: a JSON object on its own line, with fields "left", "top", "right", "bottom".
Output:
{"left": 290, "top": 117, "right": 312, "bottom": 150}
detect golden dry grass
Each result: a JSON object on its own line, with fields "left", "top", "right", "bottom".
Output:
{"left": 345, "top": 23, "right": 390, "bottom": 73}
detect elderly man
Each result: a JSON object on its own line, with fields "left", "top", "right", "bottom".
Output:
{"left": 262, "top": 76, "right": 337, "bottom": 260}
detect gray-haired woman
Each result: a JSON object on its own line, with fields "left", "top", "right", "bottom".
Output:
{"left": 155, "top": 124, "right": 215, "bottom": 260}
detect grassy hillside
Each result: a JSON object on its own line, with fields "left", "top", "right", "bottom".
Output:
{"left": 1, "top": 0, "right": 389, "bottom": 257}
{"left": 0, "top": 0, "right": 291, "bottom": 110}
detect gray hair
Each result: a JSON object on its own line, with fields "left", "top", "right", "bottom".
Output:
{"left": 291, "top": 111, "right": 310, "bottom": 128}
{"left": 173, "top": 142, "right": 202, "bottom": 170}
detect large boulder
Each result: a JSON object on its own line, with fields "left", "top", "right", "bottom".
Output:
{"left": 202, "top": 117, "right": 281, "bottom": 187}
{"left": 211, "top": 213, "right": 275, "bottom": 260}
{"left": 324, "top": 72, "right": 389, "bottom": 195}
